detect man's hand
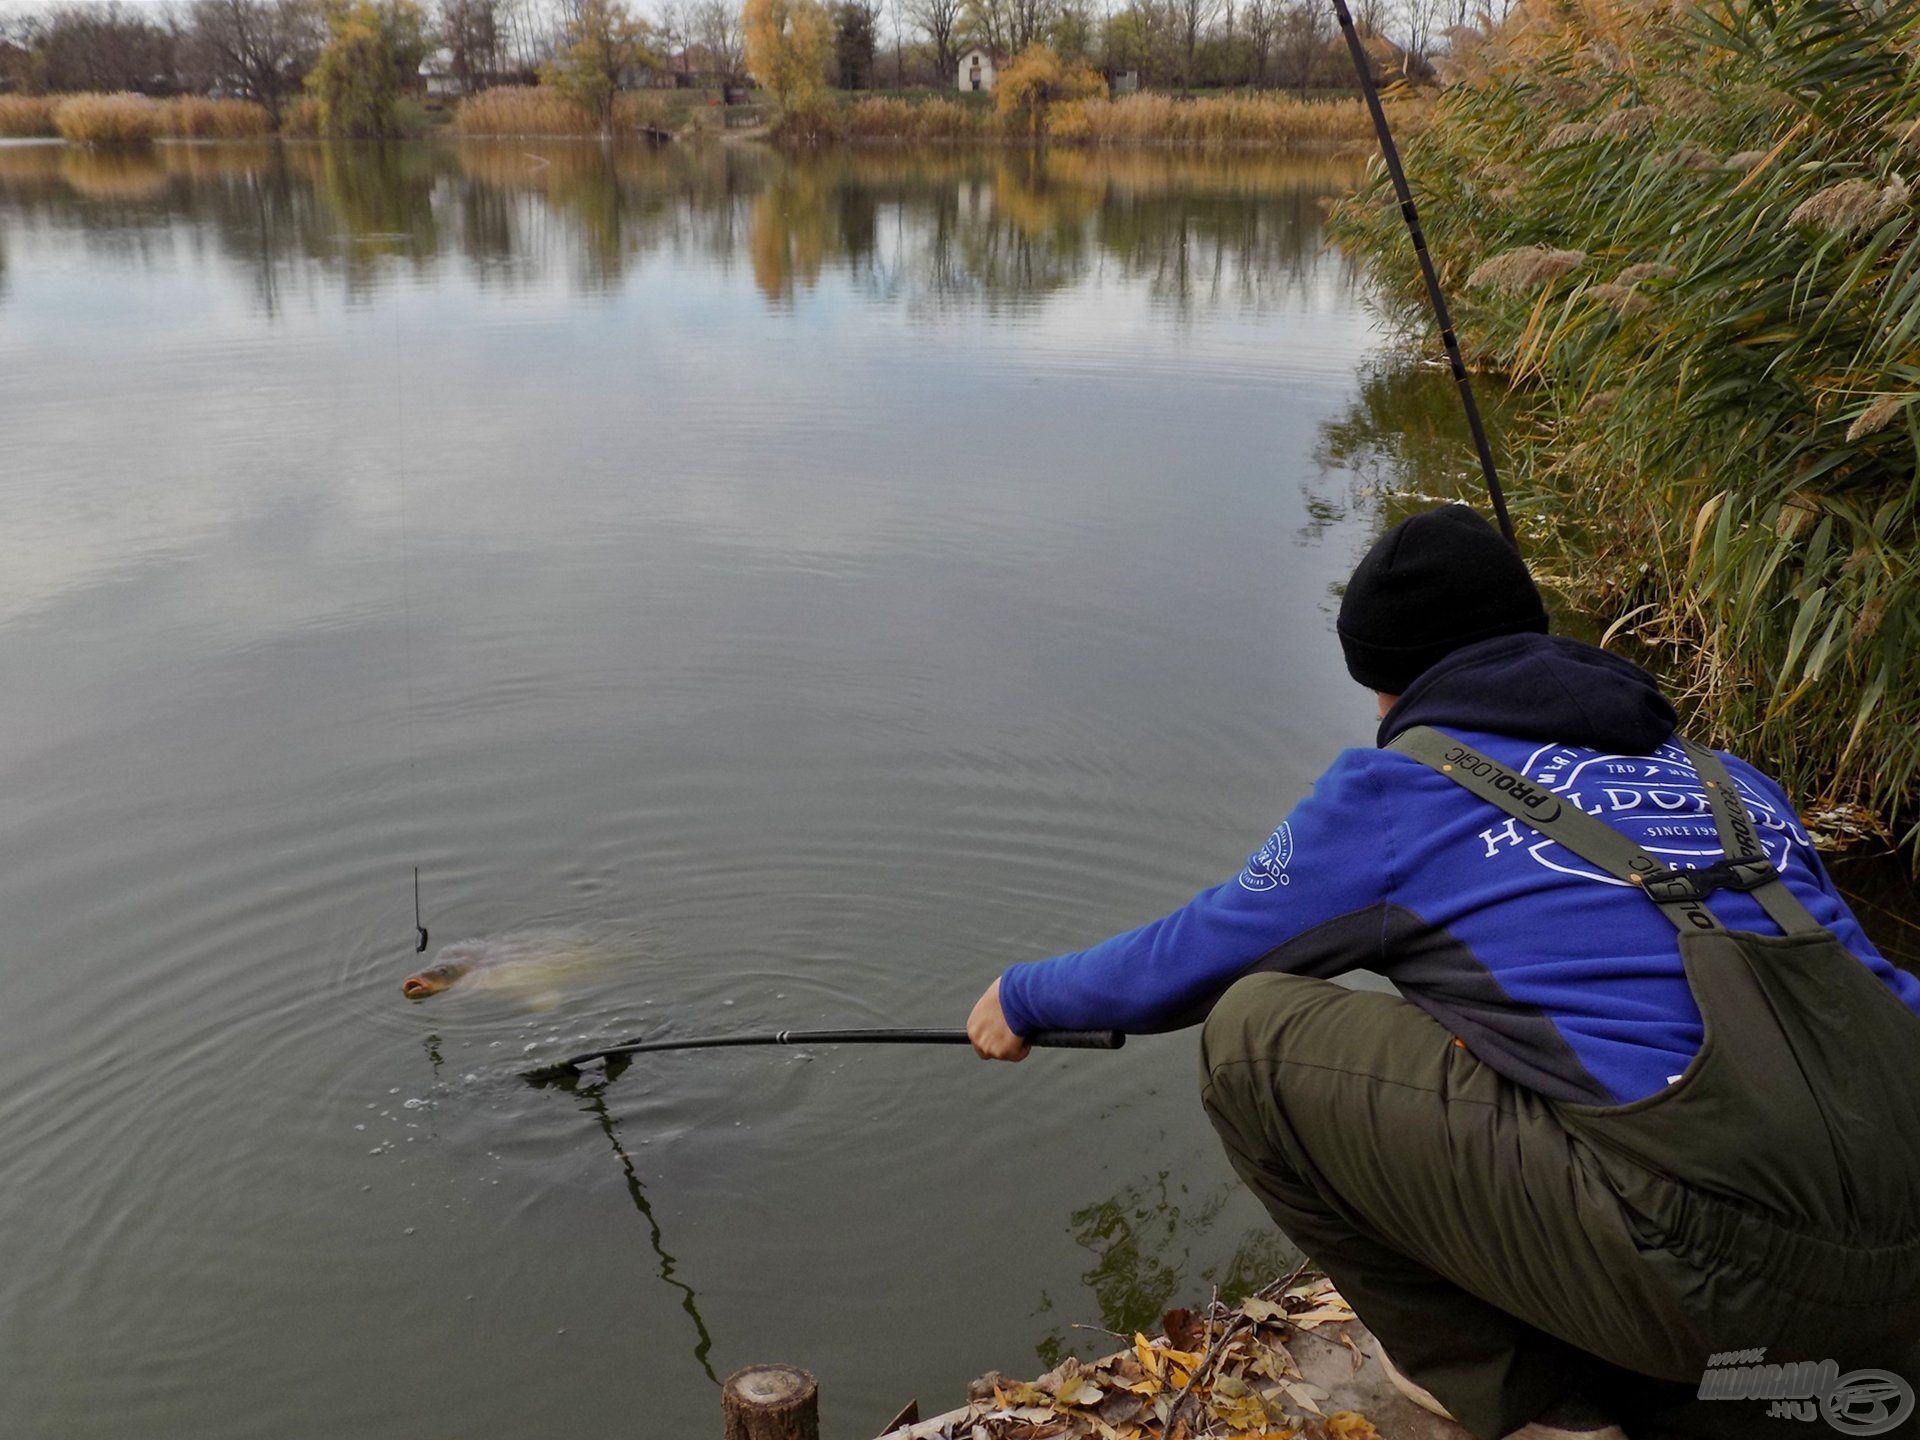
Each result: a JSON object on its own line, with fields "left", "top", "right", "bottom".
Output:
{"left": 967, "top": 977, "right": 1030, "bottom": 1062}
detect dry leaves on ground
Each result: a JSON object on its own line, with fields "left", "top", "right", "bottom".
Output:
{"left": 896, "top": 1275, "right": 1371, "bottom": 1440}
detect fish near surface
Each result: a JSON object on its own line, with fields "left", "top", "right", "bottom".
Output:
{"left": 401, "top": 930, "right": 629, "bottom": 1007}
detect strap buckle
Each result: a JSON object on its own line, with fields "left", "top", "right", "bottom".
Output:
{"left": 1641, "top": 857, "right": 1778, "bottom": 903}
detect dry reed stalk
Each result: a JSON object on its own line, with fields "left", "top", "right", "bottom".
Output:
{"left": 1467, "top": 244, "right": 1587, "bottom": 290}
{"left": 51, "top": 93, "right": 162, "bottom": 145}
{"left": 0, "top": 94, "right": 56, "bottom": 137}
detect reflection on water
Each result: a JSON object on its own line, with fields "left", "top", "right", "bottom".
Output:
{"left": 574, "top": 1075, "right": 720, "bottom": 1385}
{"left": 0, "top": 137, "right": 1383, "bottom": 1440}
{"left": 1035, "top": 1170, "right": 1295, "bottom": 1366}
{"left": 0, "top": 139, "right": 1359, "bottom": 310}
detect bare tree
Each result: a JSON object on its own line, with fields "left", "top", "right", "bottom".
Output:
{"left": 1173, "top": 0, "right": 1217, "bottom": 91}
{"left": 904, "top": 0, "right": 961, "bottom": 80}
{"left": 23, "top": 2, "right": 181, "bottom": 93}
{"left": 189, "top": 0, "right": 322, "bottom": 119}
{"left": 439, "top": 0, "right": 500, "bottom": 91}
{"left": 1242, "top": 0, "right": 1275, "bottom": 87}
{"left": 1270, "top": 0, "right": 1324, "bottom": 94}
{"left": 693, "top": 0, "right": 746, "bottom": 80}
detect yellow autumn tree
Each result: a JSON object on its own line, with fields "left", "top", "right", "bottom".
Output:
{"left": 741, "top": 0, "right": 832, "bottom": 111}
{"left": 995, "top": 43, "right": 1106, "bottom": 138}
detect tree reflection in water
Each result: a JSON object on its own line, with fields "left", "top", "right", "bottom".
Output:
{"left": 0, "top": 139, "right": 1365, "bottom": 317}
{"left": 1031, "top": 1169, "right": 1297, "bottom": 1368}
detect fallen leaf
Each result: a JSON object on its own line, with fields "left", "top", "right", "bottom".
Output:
{"left": 1162, "top": 1307, "right": 1206, "bottom": 1351}
{"left": 1239, "top": 1298, "right": 1289, "bottom": 1324}
{"left": 1286, "top": 1308, "right": 1353, "bottom": 1330}
{"left": 1324, "top": 1413, "right": 1381, "bottom": 1440}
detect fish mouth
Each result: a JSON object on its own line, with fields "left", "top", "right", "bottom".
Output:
{"left": 402, "top": 978, "right": 434, "bottom": 999}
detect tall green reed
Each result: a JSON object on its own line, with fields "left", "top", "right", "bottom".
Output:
{"left": 1333, "top": 0, "right": 1920, "bottom": 853}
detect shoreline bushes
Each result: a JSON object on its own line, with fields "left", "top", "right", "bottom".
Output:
{"left": 1330, "top": 0, "right": 1920, "bottom": 849}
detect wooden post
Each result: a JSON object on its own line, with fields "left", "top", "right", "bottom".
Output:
{"left": 722, "top": 1365, "right": 819, "bottom": 1440}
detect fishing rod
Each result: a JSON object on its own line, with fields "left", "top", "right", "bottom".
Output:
{"left": 524, "top": 1027, "right": 1125, "bottom": 1084}
{"left": 1329, "top": 0, "right": 1519, "bottom": 552}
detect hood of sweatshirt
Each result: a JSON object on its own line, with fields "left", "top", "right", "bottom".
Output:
{"left": 1376, "top": 631, "right": 1677, "bottom": 754}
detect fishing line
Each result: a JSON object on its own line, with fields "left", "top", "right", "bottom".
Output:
{"left": 1329, "top": 0, "right": 1520, "bottom": 552}
{"left": 394, "top": 303, "right": 429, "bottom": 954}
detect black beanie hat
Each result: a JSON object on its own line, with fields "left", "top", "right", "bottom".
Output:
{"left": 1337, "top": 504, "right": 1548, "bottom": 693}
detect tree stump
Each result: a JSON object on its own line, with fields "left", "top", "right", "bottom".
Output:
{"left": 722, "top": 1364, "right": 819, "bottom": 1440}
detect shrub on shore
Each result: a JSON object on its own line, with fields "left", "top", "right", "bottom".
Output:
{"left": 1331, "top": 0, "right": 1920, "bottom": 847}
{"left": 51, "top": 93, "right": 161, "bottom": 146}
{"left": 0, "top": 95, "right": 57, "bottom": 138}
{"left": 155, "top": 97, "right": 274, "bottom": 139}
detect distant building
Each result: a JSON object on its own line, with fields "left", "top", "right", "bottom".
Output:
{"left": 957, "top": 48, "right": 997, "bottom": 94}
{"left": 1112, "top": 69, "right": 1139, "bottom": 96}
{"left": 419, "top": 48, "right": 460, "bottom": 99}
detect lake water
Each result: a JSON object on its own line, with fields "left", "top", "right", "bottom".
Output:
{"left": 1, "top": 138, "right": 1911, "bottom": 1440}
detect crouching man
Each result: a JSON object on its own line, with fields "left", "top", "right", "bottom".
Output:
{"left": 967, "top": 505, "right": 1920, "bottom": 1440}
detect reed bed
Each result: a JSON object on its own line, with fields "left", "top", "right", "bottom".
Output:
{"left": 51, "top": 92, "right": 162, "bottom": 145}
{"left": 840, "top": 95, "right": 993, "bottom": 141}
{"left": 1051, "top": 92, "right": 1374, "bottom": 147}
{"left": 452, "top": 86, "right": 675, "bottom": 138}
{"left": 453, "top": 86, "right": 599, "bottom": 136}
{"left": 0, "top": 95, "right": 57, "bottom": 138}
{"left": 1331, "top": 0, "right": 1920, "bottom": 850}
{"left": 155, "top": 96, "right": 273, "bottom": 139}
{"left": 833, "top": 89, "right": 1372, "bottom": 147}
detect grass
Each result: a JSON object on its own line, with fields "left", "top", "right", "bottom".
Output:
{"left": 155, "top": 96, "right": 274, "bottom": 139}
{"left": 1330, "top": 0, "right": 1920, "bottom": 851}
{"left": 0, "top": 95, "right": 57, "bottom": 138}
{"left": 451, "top": 85, "right": 677, "bottom": 138}
{"left": 51, "top": 93, "right": 161, "bottom": 146}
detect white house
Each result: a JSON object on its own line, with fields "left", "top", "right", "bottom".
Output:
{"left": 419, "top": 48, "right": 460, "bottom": 99}
{"left": 957, "top": 48, "right": 997, "bottom": 93}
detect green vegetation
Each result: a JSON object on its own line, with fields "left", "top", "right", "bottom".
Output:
{"left": 306, "top": 0, "right": 429, "bottom": 138}
{"left": 541, "top": 0, "right": 661, "bottom": 137}
{"left": 1331, "top": 0, "right": 1920, "bottom": 849}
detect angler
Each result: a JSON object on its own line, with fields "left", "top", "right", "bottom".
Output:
{"left": 967, "top": 505, "right": 1920, "bottom": 1440}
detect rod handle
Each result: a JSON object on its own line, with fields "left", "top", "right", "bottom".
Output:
{"left": 1027, "top": 1029, "right": 1126, "bottom": 1050}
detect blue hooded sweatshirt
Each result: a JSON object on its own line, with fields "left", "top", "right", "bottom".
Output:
{"left": 997, "top": 632, "right": 1919, "bottom": 1105}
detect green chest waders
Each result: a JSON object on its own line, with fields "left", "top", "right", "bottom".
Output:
{"left": 1392, "top": 726, "right": 1920, "bottom": 1370}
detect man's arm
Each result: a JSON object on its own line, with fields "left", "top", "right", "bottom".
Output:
{"left": 968, "top": 751, "right": 1391, "bottom": 1058}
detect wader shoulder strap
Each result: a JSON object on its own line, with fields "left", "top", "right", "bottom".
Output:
{"left": 1388, "top": 726, "right": 1725, "bottom": 935}
{"left": 1675, "top": 741, "right": 1825, "bottom": 937}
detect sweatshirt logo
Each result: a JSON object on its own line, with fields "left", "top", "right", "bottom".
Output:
{"left": 1240, "top": 822, "right": 1294, "bottom": 891}
{"left": 1475, "top": 742, "right": 1807, "bottom": 885}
